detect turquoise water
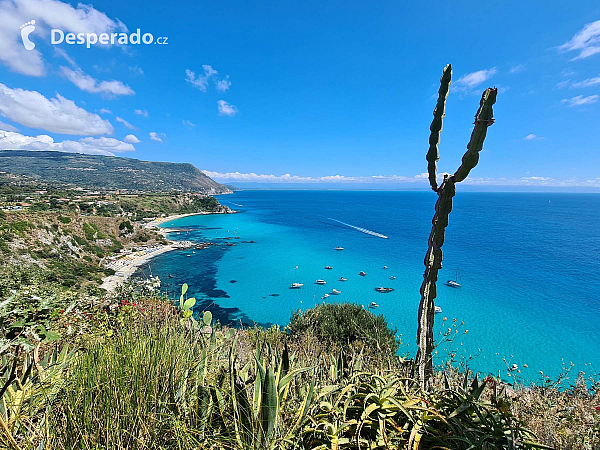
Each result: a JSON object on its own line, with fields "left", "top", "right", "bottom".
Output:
{"left": 135, "top": 190, "right": 600, "bottom": 382}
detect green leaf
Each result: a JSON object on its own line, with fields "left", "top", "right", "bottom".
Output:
{"left": 182, "top": 309, "right": 193, "bottom": 319}
{"left": 183, "top": 297, "right": 196, "bottom": 310}
{"left": 43, "top": 330, "right": 61, "bottom": 343}
{"left": 203, "top": 310, "right": 213, "bottom": 326}
{"left": 181, "top": 283, "right": 188, "bottom": 296}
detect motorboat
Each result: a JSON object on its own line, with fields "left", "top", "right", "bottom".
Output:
{"left": 509, "top": 364, "right": 519, "bottom": 372}
{"left": 335, "top": 247, "right": 344, "bottom": 251}
{"left": 331, "top": 289, "right": 341, "bottom": 295}
{"left": 382, "top": 265, "right": 388, "bottom": 269}
{"left": 290, "top": 283, "right": 304, "bottom": 289}
{"left": 434, "top": 306, "right": 442, "bottom": 313}
{"left": 369, "top": 302, "right": 379, "bottom": 308}
{"left": 359, "top": 271, "right": 367, "bottom": 276}
{"left": 325, "top": 266, "right": 333, "bottom": 270}
{"left": 339, "top": 277, "right": 347, "bottom": 281}
{"left": 375, "top": 287, "right": 394, "bottom": 293}
{"left": 389, "top": 276, "right": 396, "bottom": 280}
{"left": 316, "top": 279, "right": 327, "bottom": 285}
{"left": 322, "top": 293, "right": 330, "bottom": 298}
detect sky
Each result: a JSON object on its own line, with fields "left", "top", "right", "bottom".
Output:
{"left": 0, "top": 0, "right": 599, "bottom": 190}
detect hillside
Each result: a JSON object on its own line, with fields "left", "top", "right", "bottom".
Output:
{"left": 0, "top": 150, "right": 230, "bottom": 194}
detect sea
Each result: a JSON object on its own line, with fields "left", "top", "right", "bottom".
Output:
{"left": 134, "top": 190, "right": 600, "bottom": 383}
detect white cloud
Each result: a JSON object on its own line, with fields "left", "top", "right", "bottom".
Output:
{"left": 99, "top": 108, "right": 112, "bottom": 114}
{"left": 123, "top": 134, "right": 140, "bottom": 143}
{"left": 454, "top": 68, "right": 498, "bottom": 90}
{"left": 556, "top": 79, "right": 571, "bottom": 89}
{"left": 509, "top": 64, "right": 525, "bottom": 74}
{"left": 558, "top": 20, "right": 600, "bottom": 60}
{"left": 134, "top": 109, "right": 148, "bottom": 117}
{"left": 561, "top": 94, "right": 599, "bottom": 107}
{"left": 203, "top": 170, "right": 599, "bottom": 188}
{"left": 215, "top": 76, "right": 231, "bottom": 91}
{"left": 60, "top": 66, "right": 135, "bottom": 97}
{"left": 54, "top": 47, "right": 76, "bottom": 67}
{"left": 0, "top": 83, "right": 113, "bottom": 135}
{"left": 217, "top": 100, "right": 238, "bottom": 116}
{"left": 524, "top": 134, "right": 544, "bottom": 140}
{"left": 182, "top": 119, "right": 196, "bottom": 128}
{"left": 0, "top": 0, "right": 127, "bottom": 76}
{"left": 0, "top": 120, "right": 18, "bottom": 132}
{"left": 571, "top": 76, "right": 600, "bottom": 88}
{"left": 185, "top": 67, "right": 211, "bottom": 92}
{"left": 115, "top": 116, "right": 136, "bottom": 129}
{"left": 149, "top": 132, "right": 163, "bottom": 143}
{"left": 129, "top": 65, "right": 144, "bottom": 76}
{"left": 0, "top": 130, "right": 134, "bottom": 155}
{"left": 186, "top": 65, "right": 231, "bottom": 92}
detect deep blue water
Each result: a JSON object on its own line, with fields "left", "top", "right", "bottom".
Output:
{"left": 135, "top": 190, "right": 600, "bottom": 382}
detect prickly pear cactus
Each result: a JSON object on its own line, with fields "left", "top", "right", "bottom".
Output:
{"left": 416, "top": 67, "right": 498, "bottom": 389}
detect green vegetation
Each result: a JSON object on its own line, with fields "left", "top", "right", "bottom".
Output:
{"left": 2, "top": 289, "right": 597, "bottom": 449}
{"left": 288, "top": 303, "right": 398, "bottom": 359}
{"left": 0, "top": 150, "right": 230, "bottom": 193}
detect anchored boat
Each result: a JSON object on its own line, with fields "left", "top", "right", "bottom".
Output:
{"left": 375, "top": 287, "right": 394, "bottom": 293}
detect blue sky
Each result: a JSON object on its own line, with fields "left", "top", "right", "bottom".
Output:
{"left": 0, "top": 0, "right": 599, "bottom": 190}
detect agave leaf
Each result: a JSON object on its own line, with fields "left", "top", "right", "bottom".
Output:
{"left": 260, "top": 367, "right": 278, "bottom": 442}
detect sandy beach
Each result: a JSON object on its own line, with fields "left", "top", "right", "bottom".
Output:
{"left": 100, "top": 211, "right": 217, "bottom": 292}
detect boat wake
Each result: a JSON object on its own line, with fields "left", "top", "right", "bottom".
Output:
{"left": 327, "top": 218, "right": 389, "bottom": 239}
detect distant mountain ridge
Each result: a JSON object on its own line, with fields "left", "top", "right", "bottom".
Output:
{"left": 0, "top": 150, "right": 231, "bottom": 194}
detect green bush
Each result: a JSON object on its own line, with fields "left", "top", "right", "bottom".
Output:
{"left": 57, "top": 215, "right": 71, "bottom": 224}
{"left": 288, "top": 303, "right": 399, "bottom": 358}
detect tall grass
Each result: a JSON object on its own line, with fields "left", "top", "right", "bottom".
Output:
{"left": 49, "top": 319, "right": 220, "bottom": 449}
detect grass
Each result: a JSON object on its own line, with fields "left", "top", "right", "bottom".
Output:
{"left": 1, "top": 295, "right": 599, "bottom": 450}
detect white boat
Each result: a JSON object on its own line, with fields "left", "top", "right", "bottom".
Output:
{"left": 389, "top": 276, "right": 396, "bottom": 280}
{"left": 331, "top": 289, "right": 341, "bottom": 295}
{"left": 445, "top": 268, "right": 462, "bottom": 288}
{"left": 335, "top": 247, "right": 344, "bottom": 251}
{"left": 325, "top": 266, "right": 333, "bottom": 270}
{"left": 435, "top": 306, "right": 442, "bottom": 313}
{"left": 316, "top": 279, "right": 327, "bottom": 285}
{"left": 382, "top": 265, "right": 388, "bottom": 269}
{"left": 509, "top": 364, "right": 519, "bottom": 372}
{"left": 339, "top": 277, "right": 347, "bottom": 282}
{"left": 290, "top": 283, "right": 304, "bottom": 289}
{"left": 375, "top": 287, "right": 394, "bottom": 293}
{"left": 359, "top": 271, "right": 367, "bottom": 276}
{"left": 322, "top": 293, "right": 329, "bottom": 298}
{"left": 369, "top": 302, "right": 379, "bottom": 308}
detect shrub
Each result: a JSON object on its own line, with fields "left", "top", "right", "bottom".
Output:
{"left": 288, "top": 303, "right": 399, "bottom": 359}
{"left": 57, "top": 215, "right": 71, "bottom": 224}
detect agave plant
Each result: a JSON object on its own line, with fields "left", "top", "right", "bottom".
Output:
{"left": 203, "top": 338, "right": 314, "bottom": 449}
{"left": 0, "top": 345, "right": 72, "bottom": 449}
{"left": 301, "top": 371, "right": 547, "bottom": 450}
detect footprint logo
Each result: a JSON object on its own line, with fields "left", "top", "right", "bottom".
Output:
{"left": 20, "top": 20, "right": 36, "bottom": 51}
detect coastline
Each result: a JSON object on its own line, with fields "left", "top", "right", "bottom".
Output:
{"left": 100, "top": 209, "right": 235, "bottom": 292}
